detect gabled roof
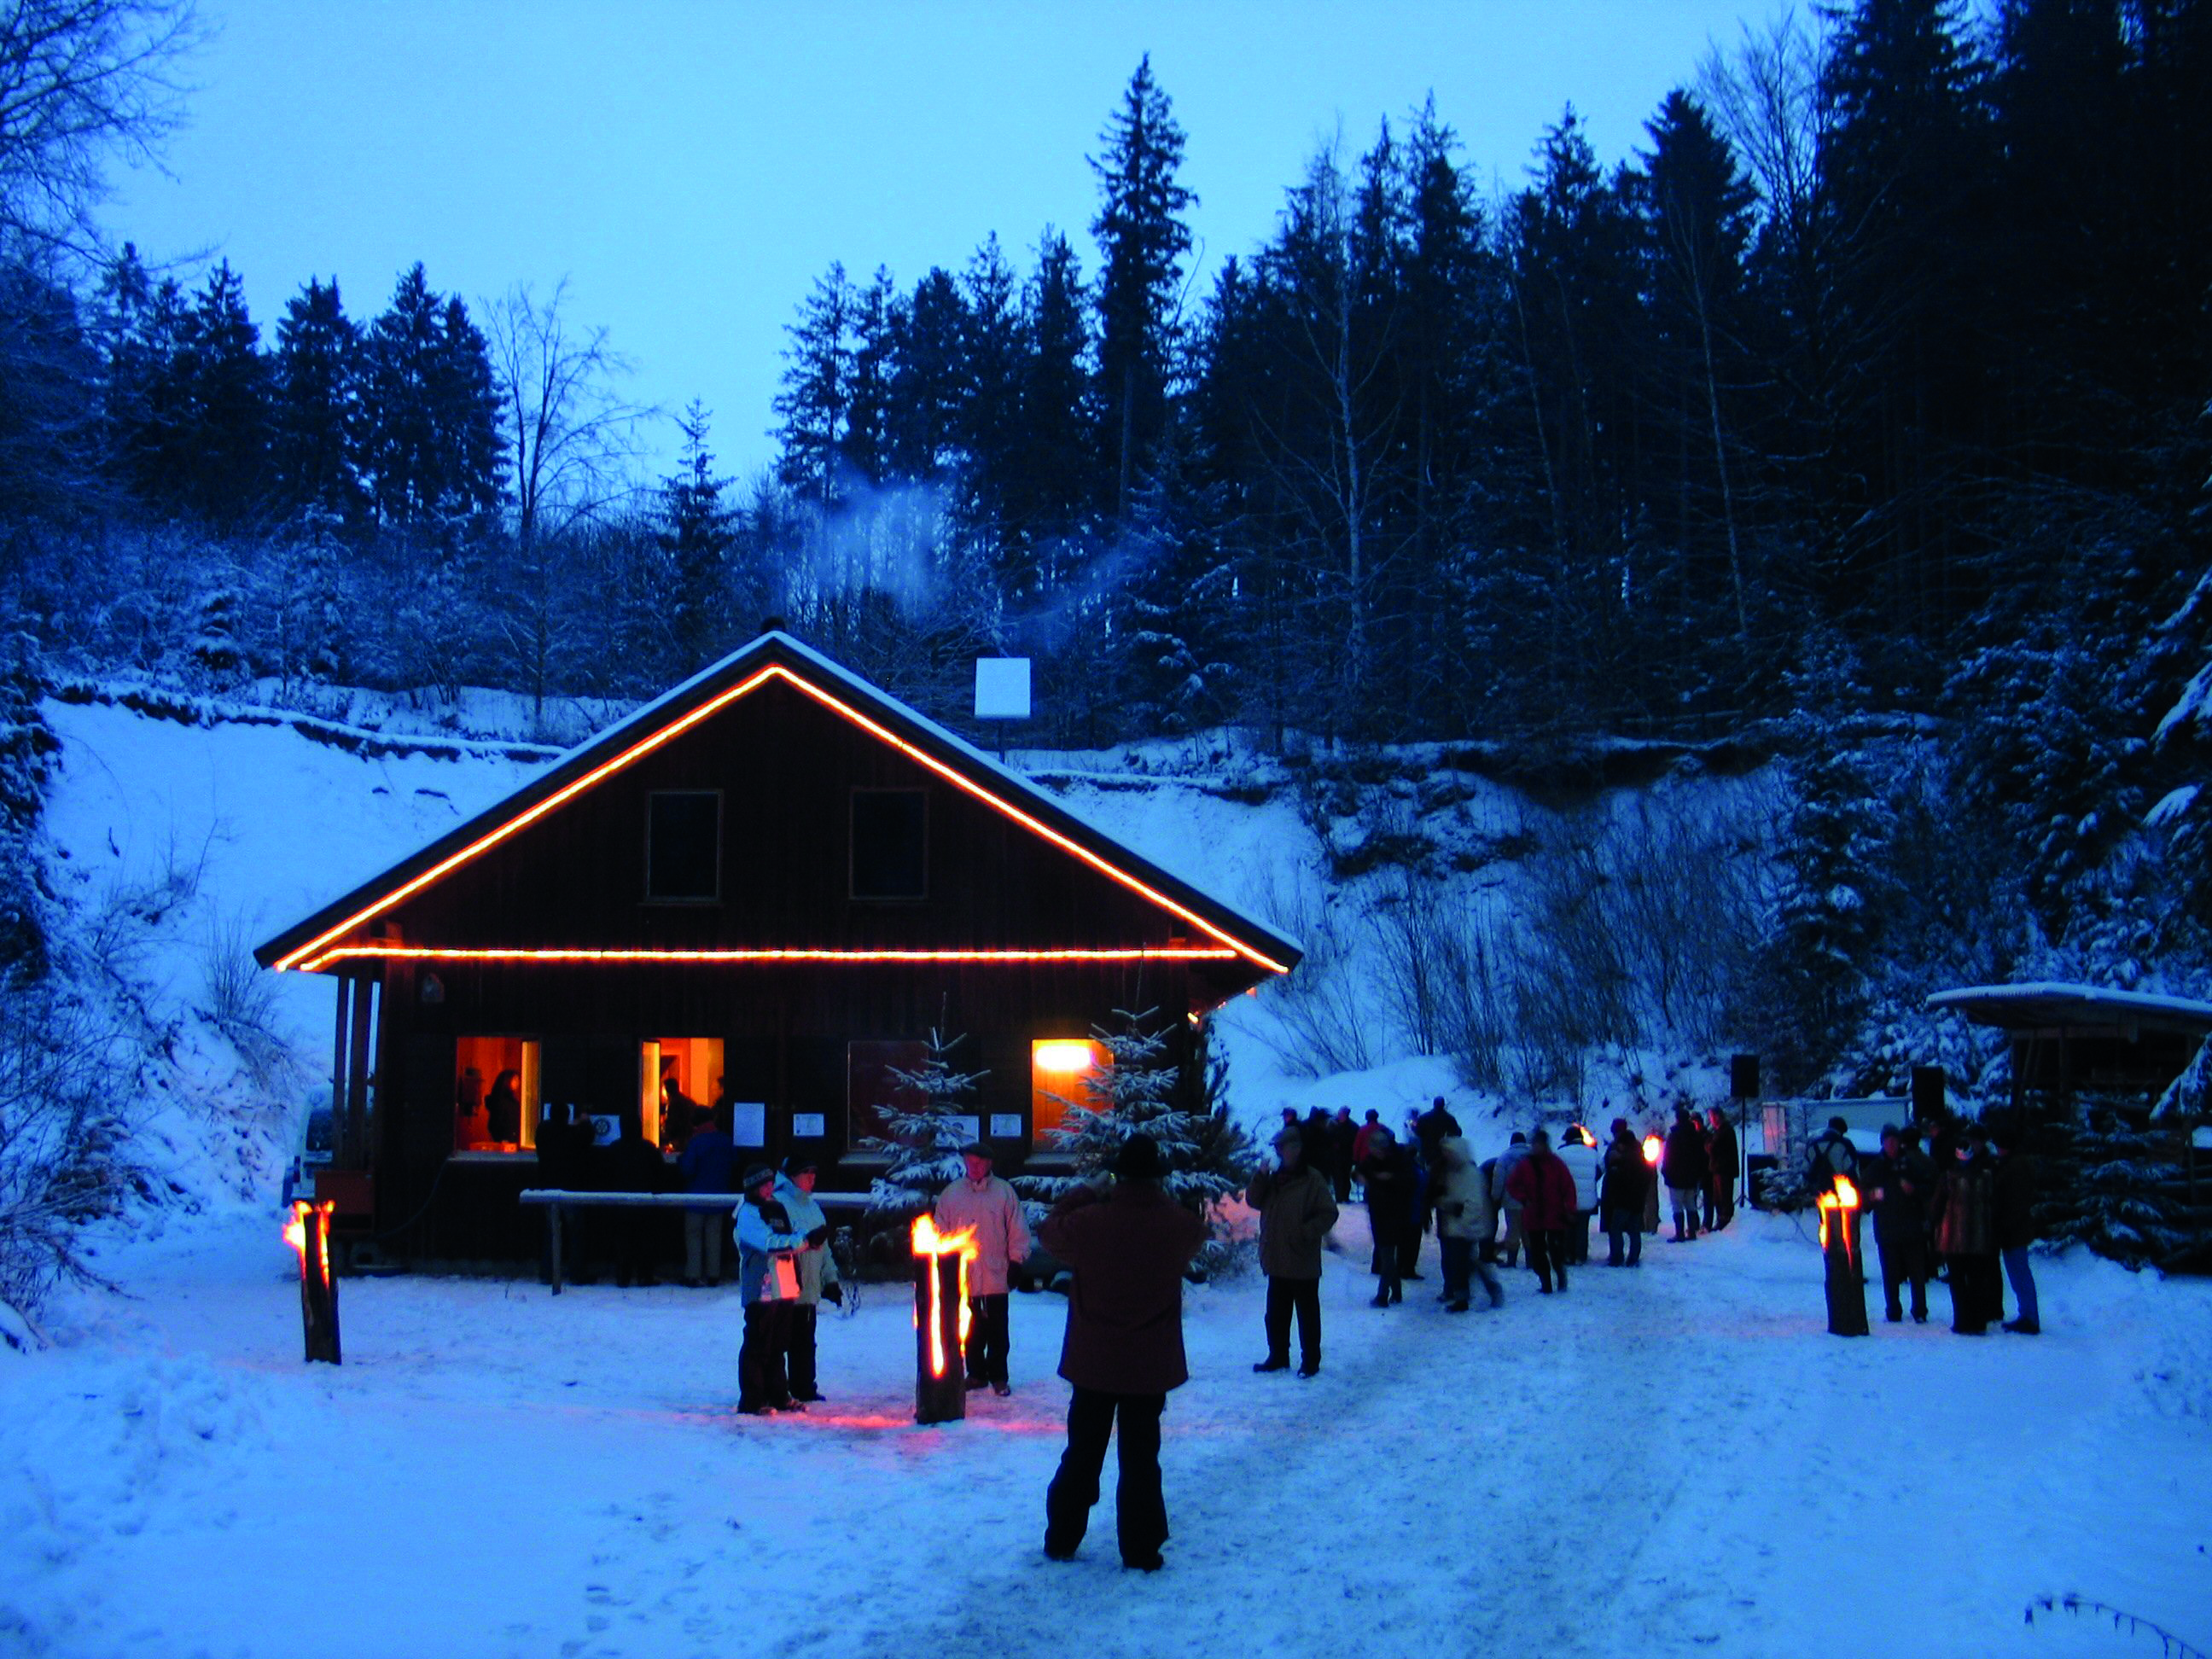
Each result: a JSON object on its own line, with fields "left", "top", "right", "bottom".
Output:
{"left": 254, "top": 631, "right": 1303, "bottom": 977}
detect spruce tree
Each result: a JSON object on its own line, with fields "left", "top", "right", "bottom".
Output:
{"left": 173, "top": 260, "right": 271, "bottom": 527}
{"left": 1017, "top": 1008, "right": 1253, "bottom": 1214}
{"left": 1091, "top": 55, "right": 1195, "bottom": 520}
{"left": 653, "top": 401, "right": 737, "bottom": 672}
{"left": 2039, "top": 1103, "right": 2194, "bottom": 1266}
{"left": 271, "top": 276, "right": 362, "bottom": 521}
{"left": 772, "top": 261, "right": 854, "bottom": 512}
{"left": 864, "top": 1027, "right": 989, "bottom": 1220}
{"left": 886, "top": 265, "right": 967, "bottom": 482}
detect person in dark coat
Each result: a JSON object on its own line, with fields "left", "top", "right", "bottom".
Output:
{"left": 1351, "top": 1109, "right": 1382, "bottom": 1179}
{"left": 606, "top": 1109, "right": 667, "bottom": 1288}
{"left": 1358, "top": 1127, "right": 1415, "bottom": 1306}
{"left": 1930, "top": 1126, "right": 1999, "bottom": 1335}
{"left": 1247, "top": 1126, "right": 1338, "bottom": 1375}
{"left": 535, "top": 1101, "right": 601, "bottom": 1285}
{"left": 677, "top": 1103, "right": 737, "bottom": 1286}
{"left": 1601, "top": 1119, "right": 1649, "bottom": 1266}
{"left": 486, "top": 1068, "right": 522, "bottom": 1145}
{"left": 1864, "top": 1125, "right": 1935, "bottom": 1322}
{"left": 1704, "top": 1107, "right": 1739, "bottom": 1231}
{"left": 1805, "top": 1115, "right": 1860, "bottom": 1196}
{"left": 1505, "top": 1128, "right": 1579, "bottom": 1293}
{"left": 1662, "top": 1106, "right": 1710, "bottom": 1242}
{"left": 1413, "top": 1096, "right": 1459, "bottom": 1232}
{"left": 1329, "top": 1108, "right": 1357, "bottom": 1203}
{"left": 1991, "top": 1120, "right": 2040, "bottom": 1335}
{"left": 1038, "top": 1135, "right": 1207, "bottom": 1572}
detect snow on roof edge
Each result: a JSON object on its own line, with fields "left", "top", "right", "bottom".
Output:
{"left": 1929, "top": 981, "right": 2212, "bottom": 1022}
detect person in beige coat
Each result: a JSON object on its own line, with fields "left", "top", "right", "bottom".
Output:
{"left": 1245, "top": 1125, "right": 1338, "bottom": 1376}
{"left": 935, "top": 1143, "right": 1033, "bottom": 1394}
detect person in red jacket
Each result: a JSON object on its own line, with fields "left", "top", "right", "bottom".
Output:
{"left": 1036, "top": 1134, "right": 1207, "bottom": 1572}
{"left": 1505, "top": 1128, "right": 1580, "bottom": 1294}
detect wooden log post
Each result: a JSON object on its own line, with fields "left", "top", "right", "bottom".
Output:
{"left": 914, "top": 1249, "right": 966, "bottom": 1424}
{"left": 291, "top": 1202, "right": 342, "bottom": 1364}
{"left": 1819, "top": 1182, "right": 1869, "bottom": 1337}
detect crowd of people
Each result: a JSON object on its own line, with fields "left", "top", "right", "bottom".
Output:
{"left": 1811, "top": 1112, "right": 2041, "bottom": 1336}
{"left": 1256, "top": 1096, "right": 1744, "bottom": 1326}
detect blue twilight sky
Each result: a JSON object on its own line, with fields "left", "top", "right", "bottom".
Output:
{"left": 105, "top": 0, "right": 1776, "bottom": 485}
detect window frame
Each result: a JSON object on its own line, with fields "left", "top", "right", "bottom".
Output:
{"left": 643, "top": 789, "right": 724, "bottom": 906}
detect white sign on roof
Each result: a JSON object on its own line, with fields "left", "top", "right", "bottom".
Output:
{"left": 975, "top": 657, "right": 1032, "bottom": 721}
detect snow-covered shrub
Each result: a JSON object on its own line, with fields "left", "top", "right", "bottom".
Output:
{"left": 202, "top": 907, "right": 286, "bottom": 1086}
{"left": 0, "top": 983, "right": 139, "bottom": 1335}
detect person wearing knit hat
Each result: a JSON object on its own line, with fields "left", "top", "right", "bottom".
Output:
{"left": 1037, "top": 1134, "right": 1207, "bottom": 1572}
{"left": 773, "top": 1155, "right": 841, "bottom": 1402}
{"left": 735, "top": 1162, "right": 821, "bottom": 1413}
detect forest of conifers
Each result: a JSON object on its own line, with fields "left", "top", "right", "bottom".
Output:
{"left": 0, "top": 3, "right": 2208, "bottom": 946}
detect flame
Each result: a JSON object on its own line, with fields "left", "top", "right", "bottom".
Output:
{"left": 1816, "top": 1176, "right": 1860, "bottom": 1251}
{"left": 1642, "top": 1134, "right": 1662, "bottom": 1167}
{"left": 284, "top": 1200, "right": 334, "bottom": 1287}
{"left": 911, "top": 1214, "right": 981, "bottom": 1379}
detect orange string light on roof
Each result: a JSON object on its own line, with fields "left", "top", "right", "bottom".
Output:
{"left": 293, "top": 943, "right": 1241, "bottom": 972}
{"left": 274, "top": 662, "right": 1292, "bottom": 976}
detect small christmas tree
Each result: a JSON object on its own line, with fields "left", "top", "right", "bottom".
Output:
{"left": 863, "top": 1027, "right": 988, "bottom": 1220}
{"left": 1018, "top": 1008, "right": 1253, "bottom": 1214}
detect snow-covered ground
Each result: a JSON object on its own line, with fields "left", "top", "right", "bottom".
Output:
{"left": 3, "top": 1205, "right": 2208, "bottom": 1659}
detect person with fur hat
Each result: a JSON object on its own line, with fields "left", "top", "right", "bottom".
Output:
{"left": 736, "top": 1162, "right": 821, "bottom": 1413}
{"left": 773, "top": 1155, "right": 841, "bottom": 1401}
{"left": 1246, "top": 1124, "right": 1338, "bottom": 1375}
{"left": 935, "top": 1141, "right": 1033, "bottom": 1395}
{"left": 1038, "top": 1134, "right": 1208, "bottom": 1572}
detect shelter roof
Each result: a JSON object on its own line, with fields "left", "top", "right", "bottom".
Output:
{"left": 1928, "top": 981, "right": 2212, "bottom": 1038}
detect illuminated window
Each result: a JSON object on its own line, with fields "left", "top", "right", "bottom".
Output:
{"left": 847, "top": 1039, "right": 928, "bottom": 1150}
{"left": 454, "top": 1037, "right": 540, "bottom": 1153}
{"left": 639, "top": 1037, "right": 725, "bottom": 1149}
{"left": 1031, "top": 1038, "right": 1108, "bottom": 1142}
{"left": 851, "top": 789, "right": 926, "bottom": 900}
{"left": 646, "top": 791, "right": 721, "bottom": 902}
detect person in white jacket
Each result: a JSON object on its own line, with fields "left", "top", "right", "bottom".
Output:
{"left": 773, "top": 1158, "right": 841, "bottom": 1403}
{"left": 1554, "top": 1126, "right": 1603, "bottom": 1265}
{"left": 935, "top": 1143, "right": 1033, "bottom": 1395}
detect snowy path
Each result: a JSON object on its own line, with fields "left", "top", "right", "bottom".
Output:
{"left": 3, "top": 1208, "right": 2209, "bottom": 1658}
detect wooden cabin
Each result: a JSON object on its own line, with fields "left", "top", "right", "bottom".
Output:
{"left": 255, "top": 631, "right": 1301, "bottom": 1265}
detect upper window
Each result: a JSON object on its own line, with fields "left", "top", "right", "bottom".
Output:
{"left": 850, "top": 789, "right": 927, "bottom": 900}
{"left": 646, "top": 791, "right": 721, "bottom": 902}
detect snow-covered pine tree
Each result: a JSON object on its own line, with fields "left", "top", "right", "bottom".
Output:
{"left": 1017, "top": 1008, "right": 1253, "bottom": 1214}
{"left": 863, "top": 1027, "right": 988, "bottom": 1220}
{"left": 2039, "top": 1100, "right": 2194, "bottom": 1267}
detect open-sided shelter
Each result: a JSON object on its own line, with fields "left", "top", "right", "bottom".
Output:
{"left": 255, "top": 631, "right": 1301, "bottom": 1263}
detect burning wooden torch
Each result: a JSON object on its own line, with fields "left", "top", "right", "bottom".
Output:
{"left": 283, "top": 1199, "right": 342, "bottom": 1364}
{"left": 911, "top": 1214, "right": 979, "bottom": 1424}
{"left": 1816, "top": 1176, "right": 1869, "bottom": 1337}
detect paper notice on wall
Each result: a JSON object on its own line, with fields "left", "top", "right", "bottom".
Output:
{"left": 948, "top": 1115, "right": 981, "bottom": 1143}
{"left": 731, "top": 1102, "right": 767, "bottom": 1147}
{"left": 791, "top": 1112, "right": 826, "bottom": 1138}
{"left": 989, "top": 1115, "right": 1022, "bottom": 1139}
